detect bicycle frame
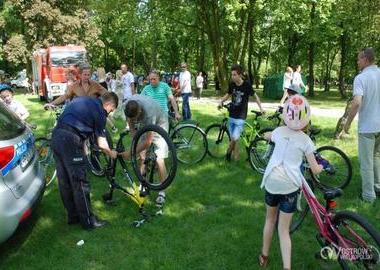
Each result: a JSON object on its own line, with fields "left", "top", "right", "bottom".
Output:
{"left": 104, "top": 131, "right": 149, "bottom": 207}
{"left": 301, "top": 179, "right": 370, "bottom": 256}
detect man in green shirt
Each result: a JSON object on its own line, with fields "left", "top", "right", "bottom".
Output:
{"left": 141, "top": 70, "right": 181, "bottom": 121}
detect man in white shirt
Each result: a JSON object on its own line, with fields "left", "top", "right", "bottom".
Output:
{"left": 179, "top": 63, "right": 192, "bottom": 120}
{"left": 121, "top": 63, "right": 135, "bottom": 102}
{"left": 344, "top": 47, "right": 380, "bottom": 203}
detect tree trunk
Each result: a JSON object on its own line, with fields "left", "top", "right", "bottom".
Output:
{"left": 338, "top": 28, "right": 348, "bottom": 98}
{"left": 197, "top": 1, "right": 229, "bottom": 92}
{"left": 233, "top": 8, "right": 247, "bottom": 63}
{"left": 287, "top": 32, "right": 298, "bottom": 66}
{"left": 247, "top": 11, "right": 254, "bottom": 84}
{"left": 308, "top": 1, "right": 316, "bottom": 97}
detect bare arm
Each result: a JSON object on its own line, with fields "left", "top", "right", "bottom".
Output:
{"left": 131, "top": 82, "right": 136, "bottom": 95}
{"left": 218, "top": 93, "right": 231, "bottom": 108}
{"left": 120, "top": 130, "right": 153, "bottom": 159}
{"left": 254, "top": 93, "right": 265, "bottom": 113}
{"left": 169, "top": 95, "right": 181, "bottom": 120}
{"left": 97, "top": 136, "right": 117, "bottom": 159}
{"left": 305, "top": 152, "right": 323, "bottom": 175}
{"left": 343, "top": 95, "right": 362, "bottom": 133}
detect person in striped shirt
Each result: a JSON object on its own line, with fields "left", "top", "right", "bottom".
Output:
{"left": 141, "top": 70, "right": 181, "bottom": 121}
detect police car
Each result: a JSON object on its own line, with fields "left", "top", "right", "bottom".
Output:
{"left": 0, "top": 101, "right": 44, "bottom": 244}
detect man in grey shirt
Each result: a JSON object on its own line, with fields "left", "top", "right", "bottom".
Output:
{"left": 344, "top": 47, "right": 380, "bottom": 202}
{"left": 120, "top": 95, "right": 169, "bottom": 204}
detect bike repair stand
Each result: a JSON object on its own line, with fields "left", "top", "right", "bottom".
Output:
{"left": 132, "top": 187, "right": 165, "bottom": 228}
{"left": 102, "top": 172, "right": 165, "bottom": 228}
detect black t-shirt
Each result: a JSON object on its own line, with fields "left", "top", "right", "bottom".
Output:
{"left": 228, "top": 81, "right": 254, "bottom": 119}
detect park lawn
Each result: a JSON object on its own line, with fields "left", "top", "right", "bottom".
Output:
{"left": 0, "top": 90, "right": 378, "bottom": 270}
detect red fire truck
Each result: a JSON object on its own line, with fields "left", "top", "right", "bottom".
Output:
{"left": 31, "top": 45, "right": 87, "bottom": 101}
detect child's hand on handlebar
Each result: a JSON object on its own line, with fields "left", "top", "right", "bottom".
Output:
{"left": 43, "top": 103, "right": 56, "bottom": 110}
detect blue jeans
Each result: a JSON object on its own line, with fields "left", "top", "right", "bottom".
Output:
{"left": 181, "top": 93, "right": 192, "bottom": 120}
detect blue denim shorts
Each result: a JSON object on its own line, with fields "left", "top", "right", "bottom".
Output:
{"left": 228, "top": 117, "right": 245, "bottom": 141}
{"left": 264, "top": 190, "right": 299, "bottom": 213}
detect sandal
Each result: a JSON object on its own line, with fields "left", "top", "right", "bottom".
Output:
{"left": 258, "top": 254, "right": 269, "bottom": 267}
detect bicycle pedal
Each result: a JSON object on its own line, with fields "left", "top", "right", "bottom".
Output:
{"left": 132, "top": 219, "right": 145, "bottom": 228}
{"left": 156, "top": 202, "right": 164, "bottom": 208}
{"left": 104, "top": 199, "right": 117, "bottom": 206}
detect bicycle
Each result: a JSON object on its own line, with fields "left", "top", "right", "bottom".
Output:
{"left": 101, "top": 124, "right": 177, "bottom": 227}
{"left": 168, "top": 113, "right": 208, "bottom": 165}
{"left": 205, "top": 104, "right": 265, "bottom": 168}
{"left": 35, "top": 105, "right": 64, "bottom": 187}
{"left": 289, "top": 174, "right": 380, "bottom": 269}
{"left": 248, "top": 108, "right": 352, "bottom": 182}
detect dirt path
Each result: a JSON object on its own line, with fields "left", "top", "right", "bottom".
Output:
{"left": 191, "top": 97, "right": 345, "bottom": 119}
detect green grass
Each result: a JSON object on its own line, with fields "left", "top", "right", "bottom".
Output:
{"left": 0, "top": 90, "right": 379, "bottom": 270}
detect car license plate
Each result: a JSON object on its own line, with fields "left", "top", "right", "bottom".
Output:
{"left": 20, "top": 146, "right": 35, "bottom": 171}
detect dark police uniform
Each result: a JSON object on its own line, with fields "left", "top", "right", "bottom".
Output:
{"left": 51, "top": 96, "right": 107, "bottom": 228}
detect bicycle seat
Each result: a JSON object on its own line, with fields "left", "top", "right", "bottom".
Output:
{"left": 309, "top": 126, "right": 321, "bottom": 136}
{"left": 251, "top": 110, "right": 263, "bottom": 117}
{"left": 323, "top": 188, "right": 343, "bottom": 201}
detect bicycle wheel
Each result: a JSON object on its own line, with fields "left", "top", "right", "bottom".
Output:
{"left": 35, "top": 137, "right": 56, "bottom": 187}
{"left": 248, "top": 137, "right": 273, "bottom": 174}
{"left": 171, "top": 124, "right": 208, "bottom": 164}
{"left": 205, "top": 123, "right": 230, "bottom": 158}
{"left": 86, "top": 130, "right": 113, "bottom": 177}
{"left": 131, "top": 124, "right": 177, "bottom": 191}
{"left": 332, "top": 211, "right": 380, "bottom": 269}
{"left": 311, "top": 146, "right": 352, "bottom": 190}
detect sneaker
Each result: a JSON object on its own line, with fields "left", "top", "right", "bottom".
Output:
{"left": 156, "top": 191, "right": 166, "bottom": 205}
{"left": 111, "top": 126, "right": 118, "bottom": 133}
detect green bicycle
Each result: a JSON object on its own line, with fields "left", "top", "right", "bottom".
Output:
{"left": 205, "top": 103, "right": 269, "bottom": 172}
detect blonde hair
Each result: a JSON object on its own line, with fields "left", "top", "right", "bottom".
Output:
{"left": 97, "top": 67, "right": 106, "bottom": 82}
{"left": 286, "top": 66, "right": 293, "bottom": 73}
{"left": 115, "top": 70, "right": 123, "bottom": 80}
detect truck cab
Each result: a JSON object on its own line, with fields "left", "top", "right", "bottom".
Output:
{"left": 32, "top": 45, "right": 87, "bottom": 101}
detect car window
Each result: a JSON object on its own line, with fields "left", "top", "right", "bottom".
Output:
{"left": 0, "top": 103, "right": 26, "bottom": 140}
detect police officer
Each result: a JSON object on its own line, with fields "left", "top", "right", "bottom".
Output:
{"left": 51, "top": 92, "right": 118, "bottom": 230}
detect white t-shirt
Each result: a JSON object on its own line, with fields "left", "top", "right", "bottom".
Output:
{"left": 121, "top": 71, "right": 135, "bottom": 100}
{"left": 7, "top": 99, "right": 29, "bottom": 120}
{"left": 353, "top": 65, "right": 380, "bottom": 133}
{"left": 283, "top": 72, "right": 293, "bottom": 89}
{"left": 292, "top": 71, "right": 305, "bottom": 88}
{"left": 196, "top": 75, "right": 204, "bottom": 89}
{"left": 260, "top": 126, "right": 315, "bottom": 192}
{"left": 179, "top": 70, "right": 192, "bottom": 94}
{"left": 265, "top": 165, "right": 299, "bottom": 194}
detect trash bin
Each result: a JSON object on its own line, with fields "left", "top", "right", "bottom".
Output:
{"left": 263, "top": 74, "right": 306, "bottom": 99}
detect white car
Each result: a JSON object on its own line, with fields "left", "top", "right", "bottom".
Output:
{"left": 10, "top": 69, "right": 30, "bottom": 89}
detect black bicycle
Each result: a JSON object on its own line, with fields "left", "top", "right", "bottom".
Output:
{"left": 101, "top": 124, "right": 177, "bottom": 226}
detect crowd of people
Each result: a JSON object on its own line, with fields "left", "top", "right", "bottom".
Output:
{"left": 0, "top": 47, "right": 379, "bottom": 270}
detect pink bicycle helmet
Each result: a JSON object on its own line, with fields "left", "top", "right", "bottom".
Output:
{"left": 283, "top": 94, "right": 311, "bottom": 130}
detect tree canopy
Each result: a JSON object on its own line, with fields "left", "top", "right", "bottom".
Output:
{"left": 0, "top": 0, "right": 379, "bottom": 97}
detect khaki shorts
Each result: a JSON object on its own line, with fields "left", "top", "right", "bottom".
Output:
{"left": 141, "top": 121, "right": 169, "bottom": 159}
